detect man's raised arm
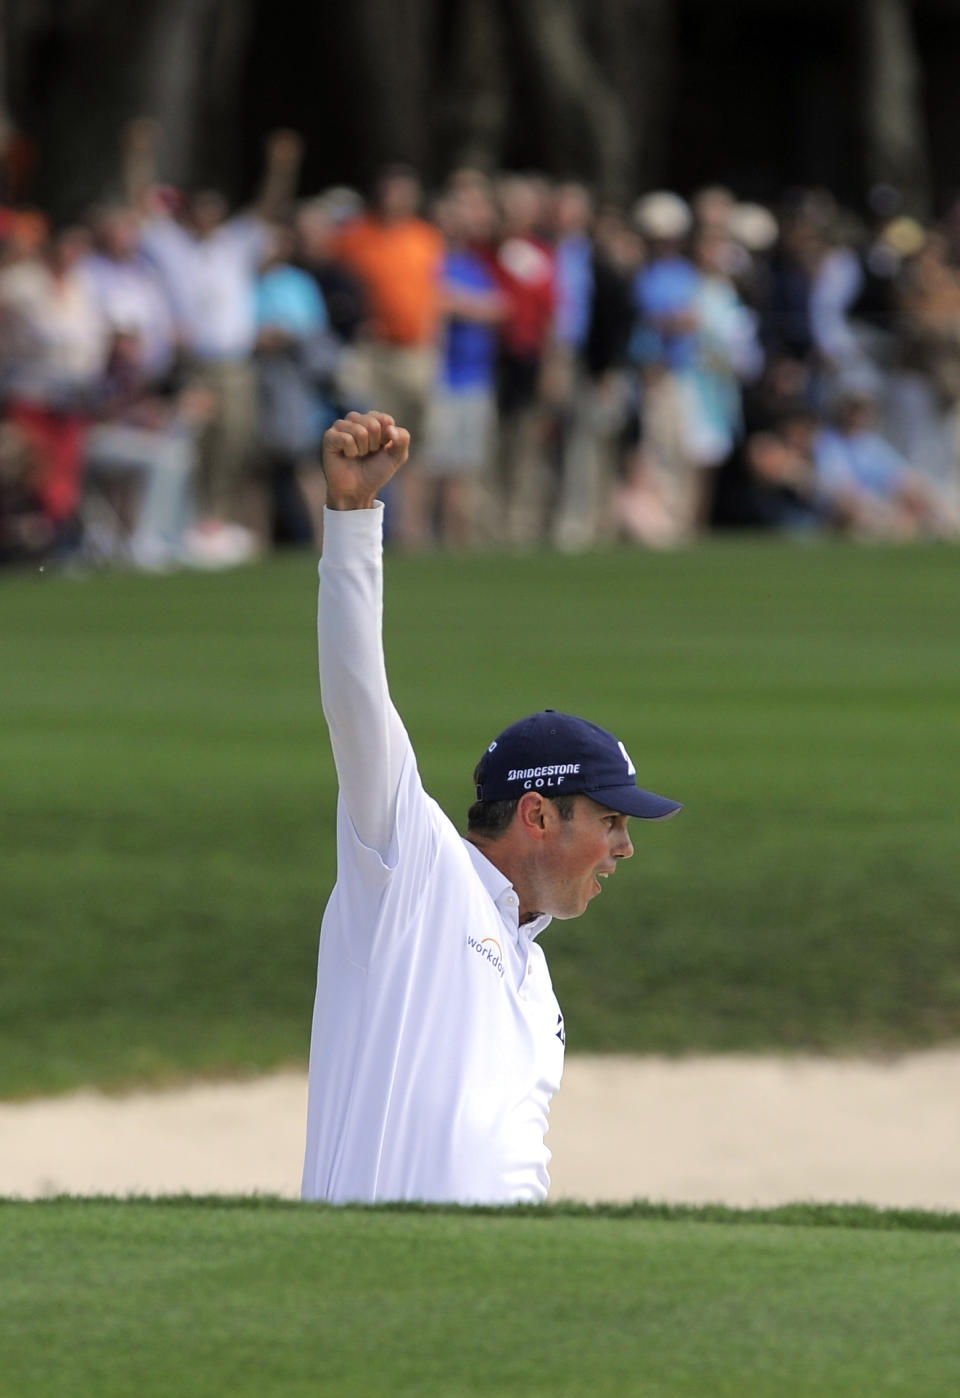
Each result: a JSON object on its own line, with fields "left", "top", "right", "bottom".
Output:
{"left": 318, "top": 412, "right": 412, "bottom": 856}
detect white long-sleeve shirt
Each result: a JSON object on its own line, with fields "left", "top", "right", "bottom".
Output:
{"left": 301, "top": 505, "right": 564, "bottom": 1204}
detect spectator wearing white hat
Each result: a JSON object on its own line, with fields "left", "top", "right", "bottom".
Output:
{"left": 627, "top": 191, "right": 705, "bottom": 544}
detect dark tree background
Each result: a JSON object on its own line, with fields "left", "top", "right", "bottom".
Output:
{"left": 4, "top": 0, "right": 960, "bottom": 220}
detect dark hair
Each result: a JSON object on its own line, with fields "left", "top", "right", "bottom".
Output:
{"left": 467, "top": 761, "right": 578, "bottom": 836}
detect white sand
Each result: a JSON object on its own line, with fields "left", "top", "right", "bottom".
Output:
{"left": 2, "top": 1051, "right": 959, "bottom": 1208}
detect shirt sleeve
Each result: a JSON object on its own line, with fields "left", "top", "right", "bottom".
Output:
{"left": 814, "top": 431, "right": 856, "bottom": 498}
{"left": 318, "top": 504, "right": 412, "bottom": 859}
{"left": 138, "top": 217, "right": 195, "bottom": 328}
{"left": 810, "top": 248, "right": 863, "bottom": 364}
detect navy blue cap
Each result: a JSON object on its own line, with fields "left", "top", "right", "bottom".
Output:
{"left": 475, "top": 710, "right": 682, "bottom": 821}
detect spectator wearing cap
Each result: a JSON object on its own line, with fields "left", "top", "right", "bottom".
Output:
{"left": 725, "top": 201, "right": 779, "bottom": 319}
{"left": 695, "top": 190, "right": 778, "bottom": 315}
{"left": 628, "top": 191, "right": 705, "bottom": 544}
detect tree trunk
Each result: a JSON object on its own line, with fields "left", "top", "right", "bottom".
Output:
{"left": 21, "top": 0, "right": 149, "bottom": 218}
{"left": 338, "top": 0, "right": 441, "bottom": 182}
{"left": 191, "top": 0, "right": 255, "bottom": 194}
{"left": 500, "top": 0, "right": 630, "bottom": 192}
{"left": 861, "top": 0, "right": 931, "bottom": 216}
{"left": 598, "top": 0, "right": 676, "bottom": 194}
{"left": 138, "top": 0, "right": 223, "bottom": 189}
{"left": 435, "top": 0, "right": 510, "bottom": 176}
{"left": 0, "top": 0, "right": 8, "bottom": 141}
{"left": 10, "top": 0, "right": 255, "bottom": 219}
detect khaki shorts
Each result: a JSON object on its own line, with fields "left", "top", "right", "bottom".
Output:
{"left": 422, "top": 385, "right": 496, "bottom": 475}
{"left": 342, "top": 342, "right": 437, "bottom": 445}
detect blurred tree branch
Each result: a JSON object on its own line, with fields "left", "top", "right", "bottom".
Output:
{"left": 0, "top": 0, "right": 948, "bottom": 221}
{"left": 499, "top": 0, "right": 630, "bottom": 191}
{"left": 861, "top": 0, "right": 931, "bottom": 216}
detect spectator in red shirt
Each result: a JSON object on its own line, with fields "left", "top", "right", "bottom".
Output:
{"left": 485, "top": 174, "right": 556, "bottom": 546}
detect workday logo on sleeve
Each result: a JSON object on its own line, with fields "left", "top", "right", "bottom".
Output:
{"left": 466, "top": 935, "right": 505, "bottom": 978}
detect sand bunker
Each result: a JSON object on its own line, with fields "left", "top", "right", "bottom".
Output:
{"left": 2, "top": 1051, "right": 959, "bottom": 1208}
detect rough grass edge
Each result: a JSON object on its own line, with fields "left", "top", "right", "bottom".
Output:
{"left": 4, "top": 1196, "right": 960, "bottom": 1233}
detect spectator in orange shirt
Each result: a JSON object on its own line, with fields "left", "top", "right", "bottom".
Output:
{"left": 336, "top": 166, "right": 445, "bottom": 545}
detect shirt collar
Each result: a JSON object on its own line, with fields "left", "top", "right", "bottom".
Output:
{"left": 462, "top": 838, "right": 552, "bottom": 942}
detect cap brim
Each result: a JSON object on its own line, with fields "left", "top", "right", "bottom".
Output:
{"left": 586, "top": 785, "right": 683, "bottom": 821}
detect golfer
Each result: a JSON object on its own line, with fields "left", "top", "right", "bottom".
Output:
{"left": 302, "top": 410, "right": 681, "bottom": 1205}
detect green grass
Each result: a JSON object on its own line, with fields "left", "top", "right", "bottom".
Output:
{"left": 3, "top": 540, "right": 960, "bottom": 1096}
{"left": 1, "top": 1199, "right": 959, "bottom": 1397}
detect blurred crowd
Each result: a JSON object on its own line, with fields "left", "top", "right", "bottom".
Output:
{"left": 2, "top": 121, "right": 960, "bottom": 571}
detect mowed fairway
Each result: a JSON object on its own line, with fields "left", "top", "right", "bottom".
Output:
{"left": 3, "top": 540, "right": 960, "bottom": 1096}
{"left": 2, "top": 1200, "right": 960, "bottom": 1398}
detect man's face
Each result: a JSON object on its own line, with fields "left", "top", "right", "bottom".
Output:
{"left": 532, "top": 795, "right": 634, "bottom": 920}
{"left": 377, "top": 174, "right": 420, "bottom": 222}
{"left": 839, "top": 396, "right": 875, "bottom": 433}
{"left": 297, "top": 209, "right": 336, "bottom": 261}
{"left": 554, "top": 183, "right": 592, "bottom": 237}
{"left": 498, "top": 177, "right": 539, "bottom": 235}
{"left": 99, "top": 209, "right": 139, "bottom": 260}
{"left": 190, "top": 192, "right": 227, "bottom": 237}
{"left": 457, "top": 188, "right": 497, "bottom": 244}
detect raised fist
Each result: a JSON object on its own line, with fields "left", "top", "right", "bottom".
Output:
{"left": 322, "top": 411, "right": 411, "bottom": 511}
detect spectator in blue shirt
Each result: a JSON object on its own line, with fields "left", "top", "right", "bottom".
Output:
{"left": 632, "top": 196, "right": 702, "bottom": 374}
{"left": 422, "top": 183, "right": 505, "bottom": 548}
{"left": 550, "top": 182, "right": 634, "bottom": 550}
{"left": 628, "top": 192, "right": 706, "bottom": 544}
{"left": 814, "top": 369, "right": 953, "bottom": 537}
{"left": 254, "top": 222, "right": 336, "bottom": 547}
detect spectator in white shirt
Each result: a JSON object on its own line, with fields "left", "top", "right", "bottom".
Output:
{"left": 84, "top": 204, "right": 177, "bottom": 381}
{"left": 124, "top": 121, "right": 303, "bottom": 560}
{"left": 0, "top": 226, "right": 108, "bottom": 534}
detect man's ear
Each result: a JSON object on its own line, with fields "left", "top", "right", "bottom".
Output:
{"left": 515, "top": 791, "right": 549, "bottom": 838}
